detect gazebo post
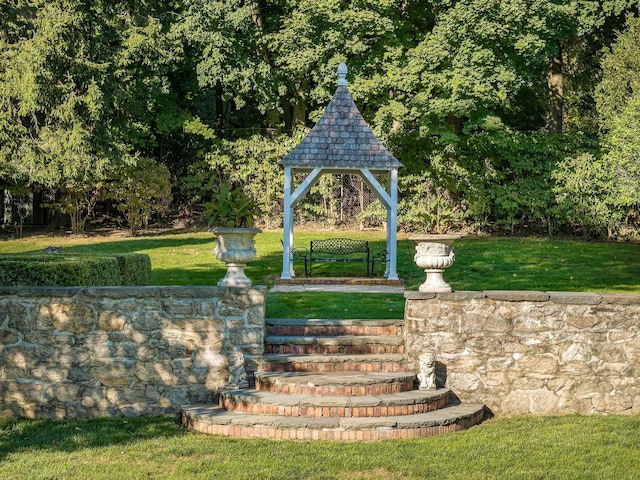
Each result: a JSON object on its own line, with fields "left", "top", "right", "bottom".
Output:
{"left": 386, "top": 168, "right": 399, "bottom": 281}
{"left": 281, "top": 166, "right": 294, "bottom": 279}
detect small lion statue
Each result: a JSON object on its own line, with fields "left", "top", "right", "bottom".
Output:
{"left": 418, "top": 352, "right": 437, "bottom": 390}
{"left": 227, "top": 346, "right": 249, "bottom": 388}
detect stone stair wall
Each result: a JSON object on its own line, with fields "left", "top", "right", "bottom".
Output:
{"left": 405, "top": 290, "right": 640, "bottom": 415}
{"left": 0, "top": 286, "right": 265, "bottom": 419}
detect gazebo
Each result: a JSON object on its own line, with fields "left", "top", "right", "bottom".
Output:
{"left": 280, "top": 64, "right": 402, "bottom": 281}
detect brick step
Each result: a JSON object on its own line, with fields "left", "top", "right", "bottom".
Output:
{"left": 261, "top": 354, "right": 406, "bottom": 373}
{"left": 220, "top": 388, "right": 451, "bottom": 417}
{"left": 265, "top": 319, "right": 403, "bottom": 337}
{"left": 255, "top": 371, "right": 417, "bottom": 395}
{"left": 181, "top": 403, "right": 486, "bottom": 441}
{"left": 265, "top": 335, "right": 405, "bottom": 355}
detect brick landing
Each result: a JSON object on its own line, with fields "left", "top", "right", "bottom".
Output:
{"left": 273, "top": 277, "right": 405, "bottom": 286}
{"left": 182, "top": 403, "right": 485, "bottom": 441}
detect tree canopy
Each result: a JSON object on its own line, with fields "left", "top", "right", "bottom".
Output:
{"left": 1, "top": 1, "right": 639, "bottom": 236}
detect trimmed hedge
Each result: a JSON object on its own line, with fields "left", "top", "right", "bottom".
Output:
{"left": 113, "top": 253, "right": 152, "bottom": 286}
{"left": 0, "top": 253, "right": 152, "bottom": 287}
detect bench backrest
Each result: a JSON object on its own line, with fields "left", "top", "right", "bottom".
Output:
{"left": 310, "top": 238, "right": 369, "bottom": 255}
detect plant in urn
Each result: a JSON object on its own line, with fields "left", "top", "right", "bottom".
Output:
{"left": 203, "top": 181, "right": 262, "bottom": 287}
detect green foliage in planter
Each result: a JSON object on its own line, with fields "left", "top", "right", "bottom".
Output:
{"left": 202, "top": 181, "right": 262, "bottom": 228}
{"left": 0, "top": 253, "right": 151, "bottom": 287}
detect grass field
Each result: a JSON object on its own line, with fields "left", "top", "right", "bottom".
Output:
{"left": 2, "top": 230, "right": 640, "bottom": 477}
{"left": 1, "top": 414, "right": 639, "bottom": 479}
{"left": 2, "top": 229, "right": 638, "bottom": 291}
{"left": 2, "top": 229, "right": 639, "bottom": 318}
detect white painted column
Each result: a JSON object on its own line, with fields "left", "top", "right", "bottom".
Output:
{"left": 281, "top": 166, "right": 294, "bottom": 279}
{"left": 359, "top": 168, "right": 399, "bottom": 281}
{"left": 387, "top": 168, "right": 399, "bottom": 280}
{"left": 281, "top": 167, "right": 323, "bottom": 279}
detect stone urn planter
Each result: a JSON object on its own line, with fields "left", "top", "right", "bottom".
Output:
{"left": 210, "top": 227, "right": 262, "bottom": 287}
{"left": 203, "top": 180, "right": 264, "bottom": 288}
{"left": 409, "top": 234, "right": 461, "bottom": 293}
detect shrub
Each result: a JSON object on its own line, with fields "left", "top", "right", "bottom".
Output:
{"left": 552, "top": 153, "right": 624, "bottom": 238}
{"left": 0, "top": 255, "right": 120, "bottom": 287}
{"left": 105, "top": 158, "right": 172, "bottom": 236}
{"left": 111, "top": 253, "right": 152, "bottom": 286}
{"left": 398, "top": 173, "right": 465, "bottom": 233}
{"left": 0, "top": 253, "right": 152, "bottom": 287}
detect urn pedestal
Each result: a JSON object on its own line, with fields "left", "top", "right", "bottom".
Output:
{"left": 210, "top": 228, "right": 262, "bottom": 287}
{"left": 409, "top": 234, "right": 461, "bottom": 293}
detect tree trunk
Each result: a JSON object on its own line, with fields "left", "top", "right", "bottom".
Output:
{"left": 548, "top": 42, "right": 564, "bottom": 135}
{"left": 292, "top": 82, "right": 307, "bottom": 129}
{"left": 446, "top": 113, "right": 466, "bottom": 135}
{"left": 215, "top": 84, "right": 224, "bottom": 128}
{"left": 284, "top": 81, "right": 307, "bottom": 133}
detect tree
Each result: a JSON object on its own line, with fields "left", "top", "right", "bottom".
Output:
{"left": 596, "top": 15, "right": 640, "bottom": 209}
{"left": 105, "top": 158, "right": 172, "bottom": 235}
{"left": 179, "top": 0, "right": 277, "bottom": 128}
{"left": 0, "top": 1, "right": 184, "bottom": 232}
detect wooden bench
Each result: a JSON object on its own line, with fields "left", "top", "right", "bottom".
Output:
{"left": 309, "top": 238, "right": 379, "bottom": 277}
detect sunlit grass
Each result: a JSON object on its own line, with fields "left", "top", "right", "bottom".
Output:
{"left": 1, "top": 415, "right": 639, "bottom": 479}
{"left": 447, "top": 236, "right": 640, "bottom": 293}
{"left": 265, "top": 291, "right": 405, "bottom": 319}
{"left": 1, "top": 230, "right": 639, "bottom": 319}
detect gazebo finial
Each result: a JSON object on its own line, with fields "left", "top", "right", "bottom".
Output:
{"left": 337, "top": 63, "right": 348, "bottom": 86}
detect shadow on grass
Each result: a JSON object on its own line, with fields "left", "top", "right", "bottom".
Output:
{"left": 59, "top": 235, "right": 215, "bottom": 255}
{"left": 0, "top": 416, "right": 183, "bottom": 459}
{"left": 9, "top": 235, "right": 215, "bottom": 257}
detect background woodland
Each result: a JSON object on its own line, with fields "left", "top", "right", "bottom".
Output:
{"left": 1, "top": 0, "right": 640, "bottom": 237}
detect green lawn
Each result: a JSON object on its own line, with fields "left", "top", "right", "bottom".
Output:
{"left": 1, "top": 414, "right": 639, "bottom": 479}
{"left": 2, "top": 232, "right": 640, "bottom": 476}
{"left": 2, "top": 229, "right": 640, "bottom": 318}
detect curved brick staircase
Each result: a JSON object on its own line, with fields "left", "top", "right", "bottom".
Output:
{"left": 181, "top": 318, "right": 486, "bottom": 441}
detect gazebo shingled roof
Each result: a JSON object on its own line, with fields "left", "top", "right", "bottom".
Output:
{"left": 280, "top": 84, "right": 402, "bottom": 170}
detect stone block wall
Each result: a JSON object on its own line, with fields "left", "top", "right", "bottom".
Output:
{"left": 0, "top": 286, "right": 265, "bottom": 419}
{"left": 405, "top": 291, "right": 640, "bottom": 416}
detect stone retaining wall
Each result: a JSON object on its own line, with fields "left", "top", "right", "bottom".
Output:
{"left": 0, "top": 286, "right": 265, "bottom": 419}
{"left": 404, "top": 291, "right": 640, "bottom": 416}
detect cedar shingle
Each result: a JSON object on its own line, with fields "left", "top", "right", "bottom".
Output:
{"left": 281, "top": 85, "right": 402, "bottom": 169}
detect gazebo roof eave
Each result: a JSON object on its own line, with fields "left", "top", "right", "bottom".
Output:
{"left": 281, "top": 165, "right": 400, "bottom": 174}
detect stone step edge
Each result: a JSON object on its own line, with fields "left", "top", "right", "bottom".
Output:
{"left": 273, "top": 278, "right": 404, "bottom": 286}
{"left": 181, "top": 403, "right": 486, "bottom": 441}
{"left": 222, "top": 388, "right": 449, "bottom": 405}
{"left": 220, "top": 389, "right": 451, "bottom": 417}
{"left": 266, "top": 335, "right": 404, "bottom": 346}
{"left": 254, "top": 371, "right": 416, "bottom": 395}
{"left": 266, "top": 318, "right": 404, "bottom": 326}
{"left": 255, "top": 371, "right": 416, "bottom": 385}
{"left": 262, "top": 354, "right": 406, "bottom": 364}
